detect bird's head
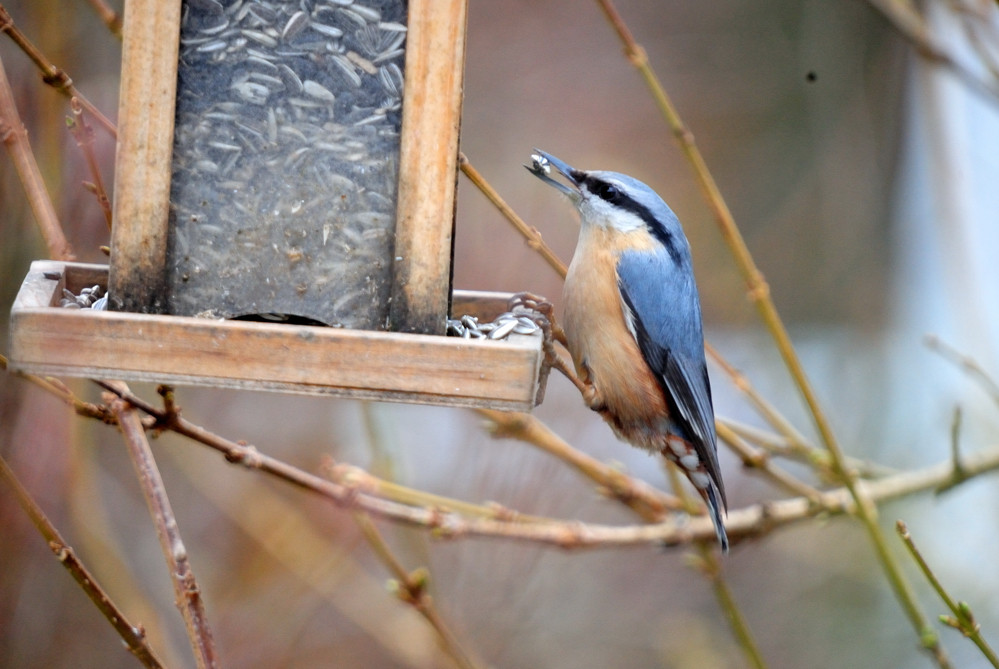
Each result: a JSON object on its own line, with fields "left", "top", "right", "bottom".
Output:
{"left": 526, "top": 149, "right": 690, "bottom": 262}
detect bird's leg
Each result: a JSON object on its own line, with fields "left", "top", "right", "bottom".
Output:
{"left": 576, "top": 360, "right": 606, "bottom": 412}
{"left": 508, "top": 292, "right": 583, "bottom": 404}
{"left": 508, "top": 294, "right": 608, "bottom": 414}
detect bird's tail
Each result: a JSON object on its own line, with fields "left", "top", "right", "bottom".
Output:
{"left": 703, "top": 484, "right": 729, "bottom": 553}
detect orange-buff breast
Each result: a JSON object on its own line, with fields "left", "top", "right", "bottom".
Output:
{"left": 563, "top": 226, "right": 669, "bottom": 451}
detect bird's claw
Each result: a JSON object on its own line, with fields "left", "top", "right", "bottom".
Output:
{"left": 508, "top": 292, "right": 567, "bottom": 346}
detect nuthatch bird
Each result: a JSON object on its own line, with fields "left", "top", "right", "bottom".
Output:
{"left": 527, "top": 150, "right": 728, "bottom": 551}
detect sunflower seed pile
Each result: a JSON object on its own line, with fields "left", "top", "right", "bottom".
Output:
{"left": 59, "top": 285, "right": 108, "bottom": 311}
{"left": 167, "top": 0, "right": 406, "bottom": 328}
{"left": 446, "top": 313, "right": 541, "bottom": 340}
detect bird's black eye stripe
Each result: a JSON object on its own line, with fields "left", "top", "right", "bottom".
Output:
{"left": 581, "top": 175, "right": 621, "bottom": 204}
{"left": 581, "top": 174, "right": 682, "bottom": 263}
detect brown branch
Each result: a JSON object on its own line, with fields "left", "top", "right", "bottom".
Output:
{"left": 458, "top": 152, "right": 568, "bottom": 279}
{"left": 0, "top": 454, "right": 166, "bottom": 668}
{"left": 0, "top": 54, "right": 74, "bottom": 260}
{"left": 478, "top": 408, "right": 685, "bottom": 520}
{"left": 323, "top": 459, "right": 553, "bottom": 524}
{"left": 715, "top": 421, "right": 823, "bottom": 504}
{"left": 706, "top": 344, "right": 817, "bottom": 460}
{"left": 719, "top": 418, "right": 897, "bottom": 480}
{"left": 109, "top": 390, "right": 218, "bottom": 669}
{"left": 8, "top": 363, "right": 999, "bottom": 550}
{"left": 84, "top": 0, "right": 122, "bottom": 39}
{"left": 0, "top": 355, "right": 115, "bottom": 422}
{"left": 0, "top": 3, "right": 117, "bottom": 137}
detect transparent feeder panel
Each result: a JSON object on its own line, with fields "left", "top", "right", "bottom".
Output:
{"left": 167, "top": 0, "right": 407, "bottom": 328}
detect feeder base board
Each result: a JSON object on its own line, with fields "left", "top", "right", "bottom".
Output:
{"left": 9, "top": 261, "right": 545, "bottom": 411}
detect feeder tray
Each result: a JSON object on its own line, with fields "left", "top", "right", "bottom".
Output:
{"left": 9, "top": 261, "right": 544, "bottom": 410}
{"left": 6, "top": 0, "right": 547, "bottom": 411}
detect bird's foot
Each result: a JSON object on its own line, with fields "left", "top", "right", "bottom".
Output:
{"left": 508, "top": 292, "right": 568, "bottom": 346}
{"left": 581, "top": 382, "right": 607, "bottom": 413}
{"left": 508, "top": 292, "right": 585, "bottom": 403}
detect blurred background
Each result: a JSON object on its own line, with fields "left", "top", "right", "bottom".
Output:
{"left": 2, "top": 1, "right": 999, "bottom": 667}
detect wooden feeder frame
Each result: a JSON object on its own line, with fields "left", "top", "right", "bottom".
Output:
{"left": 7, "top": 0, "right": 546, "bottom": 411}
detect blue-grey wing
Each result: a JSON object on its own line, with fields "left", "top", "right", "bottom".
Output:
{"left": 617, "top": 250, "right": 725, "bottom": 503}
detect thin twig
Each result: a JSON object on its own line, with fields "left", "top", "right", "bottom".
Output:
{"left": 719, "top": 418, "right": 897, "bottom": 480}
{"left": 458, "top": 152, "right": 568, "bottom": 278}
{"left": 897, "top": 521, "right": 999, "bottom": 668}
{"left": 83, "top": 0, "right": 122, "bottom": 39}
{"left": 0, "top": 354, "right": 116, "bottom": 422}
{"left": 863, "top": 0, "right": 999, "bottom": 106}
{"left": 925, "top": 334, "right": 999, "bottom": 409}
{"left": 109, "top": 391, "right": 218, "bottom": 669}
{"left": 694, "top": 545, "right": 768, "bottom": 669}
{"left": 706, "top": 344, "right": 819, "bottom": 466}
{"left": 67, "top": 97, "right": 112, "bottom": 231}
{"left": 323, "top": 458, "right": 553, "bottom": 524}
{"left": 0, "top": 4, "right": 116, "bottom": 137}
{"left": 662, "top": 453, "right": 767, "bottom": 665}
{"left": 0, "top": 454, "right": 166, "bottom": 668}
{"left": 352, "top": 513, "right": 483, "bottom": 669}
{"left": 936, "top": 407, "right": 970, "bottom": 494}
{"left": 593, "top": 2, "right": 951, "bottom": 664}
{"left": 164, "top": 448, "right": 434, "bottom": 668}
{"left": 0, "top": 54, "right": 74, "bottom": 260}
{"left": 478, "top": 408, "right": 685, "bottom": 519}
{"left": 715, "top": 421, "right": 823, "bottom": 504}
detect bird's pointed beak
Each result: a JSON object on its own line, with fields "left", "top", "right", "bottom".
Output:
{"left": 525, "top": 149, "right": 582, "bottom": 200}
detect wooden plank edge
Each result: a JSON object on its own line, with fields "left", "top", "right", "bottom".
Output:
{"left": 3, "top": 361, "right": 534, "bottom": 411}
{"left": 10, "top": 262, "right": 544, "bottom": 410}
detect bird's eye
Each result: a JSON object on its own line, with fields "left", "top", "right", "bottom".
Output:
{"left": 593, "top": 181, "right": 619, "bottom": 202}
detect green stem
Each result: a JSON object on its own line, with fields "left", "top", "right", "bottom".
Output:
{"left": 701, "top": 546, "right": 768, "bottom": 669}
{"left": 897, "top": 521, "right": 999, "bottom": 668}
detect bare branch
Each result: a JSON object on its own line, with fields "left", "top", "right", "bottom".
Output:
{"left": 0, "top": 454, "right": 166, "bottom": 668}
{"left": 83, "top": 0, "right": 122, "bottom": 39}
{"left": 925, "top": 335, "right": 999, "bottom": 409}
{"left": 0, "top": 54, "right": 74, "bottom": 260}
{"left": 715, "top": 421, "right": 823, "bottom": 504}
{"left": 95, "top": 378, "right": 999, "bottom": 551}
{"left": 458, "top": 152, "right": 568, "bottom": 279}
{"left": 0, "top": 4, "right": 117, "bottom": 136}
{"left": 109, "top": 391, "right": 218, "bottom": 669}
{"left": 478, "top": 408, "right": 685, "bottom": 520}
{"left": 8, "top": 356, "right": 999, "bottom": 554}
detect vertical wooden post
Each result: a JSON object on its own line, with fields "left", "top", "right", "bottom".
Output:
{"left": 108, "top": 0, "right": 181, "bottom": 313}
{"left": 389, "top": 0, "right": 468, "bottom": 334}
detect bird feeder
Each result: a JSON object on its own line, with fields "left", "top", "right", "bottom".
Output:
{"left": 8, "top": 0, "right": 546, "bottom": 411}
